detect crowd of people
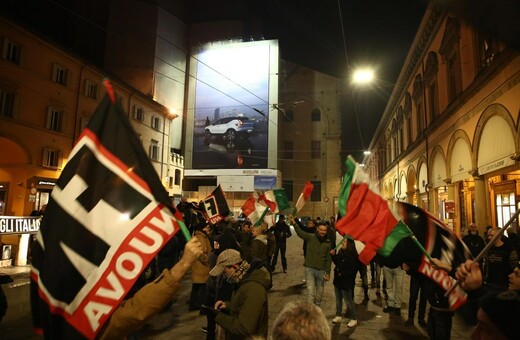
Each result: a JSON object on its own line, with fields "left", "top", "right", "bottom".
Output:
{"left": 40, "top": 196, "right": 520, "bottom": 340}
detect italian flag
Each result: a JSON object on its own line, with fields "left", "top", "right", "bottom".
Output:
{"left": 336, "top": 155, "right": 412, "bottom": 265}
{"left": 260, "top": 189, "right": 291, "bottom": 214}
{"left": 241, "top": 193, "right": 269, "bottom": 227}
{"left": 294, "top": 181, "right": 314, "bottom": 214}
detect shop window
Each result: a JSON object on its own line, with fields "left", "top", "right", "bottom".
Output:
{"left": 496, "top": 192, "right": 516, "bottom": 229}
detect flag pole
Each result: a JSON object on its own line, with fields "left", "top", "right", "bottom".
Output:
{"left": 102, "top": 78, "right": 116, "bottom": 104}
{"left": 409, "top": 233, "right": 433, "bottom": 262}
{"left": 444, "top": 207, "right": 520, "bottom": 297}
{"left": 178, "top": 220, "right": 191, "bottom": 241}
{"left": 334, "top": 234, "right": 352, "bottom": 251}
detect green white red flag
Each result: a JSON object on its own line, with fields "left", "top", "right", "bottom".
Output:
{"left": 260, "top": 189, "right": 291, "bottom": 214}
{"left": 294, "top": 181, "right": 314, "bottom": 214}
{"left": 336, "top": 155, "right": 411, "bottom": 265}
{"left": 241, "top": 193, "right": 269, "bottom": 227}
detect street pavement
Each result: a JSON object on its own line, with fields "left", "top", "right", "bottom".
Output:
{"left": 0, "top": 233, "right": 474, "bottom": 339}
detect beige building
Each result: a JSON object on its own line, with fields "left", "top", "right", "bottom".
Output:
{"left": 278, "top": 61, "right": 342, "bottom": 219}
{"left": 0, "top": 18, "right": 180, "bottom": 265}
{"left": 364, "top": 5, "right": 520, "bottom": 236}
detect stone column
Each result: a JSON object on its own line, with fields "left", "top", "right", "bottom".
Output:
{"left": 471, "top": 170, "right": 489, "bottom": 229}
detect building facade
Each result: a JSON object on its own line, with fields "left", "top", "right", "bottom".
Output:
{"left": 364, "top": 5, "right": 520, "bottom": 236}
{"left": 0, "top": 18, "right": 178, "bottom": 266}
{"left": 278, "top": 61, "right": 342, "bottom": 219}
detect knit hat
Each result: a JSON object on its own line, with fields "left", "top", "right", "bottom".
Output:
{"left": 209, "top": 249, "right": 243, "bottom": 276}
{"left": 479, "top": 290, "right": 520, "bottom": 339}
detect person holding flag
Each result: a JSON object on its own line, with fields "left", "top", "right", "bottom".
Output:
{"left": 289, "top": 216, "right": 333, "bottom": 307}
{"left": 99, "top": 238, "right": 203, "bottom": 339}
{"left": 30, "top": 84, "right": 195, "bottom": 339}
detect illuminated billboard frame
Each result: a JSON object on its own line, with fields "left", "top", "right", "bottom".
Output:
{"left": 185, "top": 40, "right": 279, "bottom": 170}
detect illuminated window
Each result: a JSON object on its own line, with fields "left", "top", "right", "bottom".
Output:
{"left": 496, "top": 193, "right": 515, "bottom": 229}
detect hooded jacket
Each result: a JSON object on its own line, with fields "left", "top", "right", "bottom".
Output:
{"left": 249, "top": 235, "right": 268, "bottom": 262}
{"left": 215, "top": 259, "right": 270, "bottom": 340}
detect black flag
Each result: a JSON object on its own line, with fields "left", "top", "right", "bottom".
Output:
{"left": 31, "top": 93, "right": 183, "bottom": 339}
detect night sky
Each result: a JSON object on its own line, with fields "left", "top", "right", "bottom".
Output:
{"left": 256, "top": 0, "right": 429, "bottom": 162}
{"left": 2, "top": 0, "right": 429, "bottom": 163}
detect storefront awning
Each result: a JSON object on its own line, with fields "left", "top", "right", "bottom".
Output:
{"left": 450, "top": 138, "right": 472, "bottom": 182}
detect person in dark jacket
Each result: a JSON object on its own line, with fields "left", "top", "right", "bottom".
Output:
{"left": 483, "top": 227, "right": 518, "bottom": 290}
{"left": 271, "top": 215, "right": 292, "bottom": 273}
{"left": 210, "top": 249, "right": 270, "bottom": 340}
{"left": 204, "top": 233, "right": 241, "bottom": 339}
{"left": 239, "top": 221, "right": 253, "bottom": 261}
{"left": 331, "top": 238, "right": 359, "bottom": 327}
{"left": 462, "top": 223, "right": 485, "bottom": 259}
{"left": 403, "top": 262, "right": 428, "bottom": 328}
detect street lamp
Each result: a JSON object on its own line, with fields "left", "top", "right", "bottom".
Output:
{"left": 352, "top": 68, "right": 375, "bottom": 85}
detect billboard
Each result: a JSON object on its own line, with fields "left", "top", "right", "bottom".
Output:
{"left": 188, "top": 40, "right": 279, "bottom": 169}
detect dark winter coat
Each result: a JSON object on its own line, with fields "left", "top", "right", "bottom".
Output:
{"left": 332, "top": 239, "right": 360, "bottom": 290}
{"left": 215, "top": 259, "right": 270, "bottom": 340}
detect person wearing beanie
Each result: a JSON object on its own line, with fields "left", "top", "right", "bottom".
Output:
{"left": 210, "top": 249, "right": 270, "bottom": 339}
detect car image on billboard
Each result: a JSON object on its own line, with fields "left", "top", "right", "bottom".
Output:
{"left": 192, "top": 41, "right": 275, "bottom": 169}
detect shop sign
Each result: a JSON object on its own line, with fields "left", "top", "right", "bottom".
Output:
{"left": 445, "top": 200, "right": 455, "bottom": 213}
{"left": 478, "top": 156, "right": 514, "bottom": 175}
{"left": 0, "top": 216, "right": 41, "bottom": 235}
{"left": 38, "top": 180, "right": 56, "bottom": 186}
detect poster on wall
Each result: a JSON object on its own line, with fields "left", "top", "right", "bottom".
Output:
{"left": 191, "top": 41, "right": 276, "bottom": 169}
